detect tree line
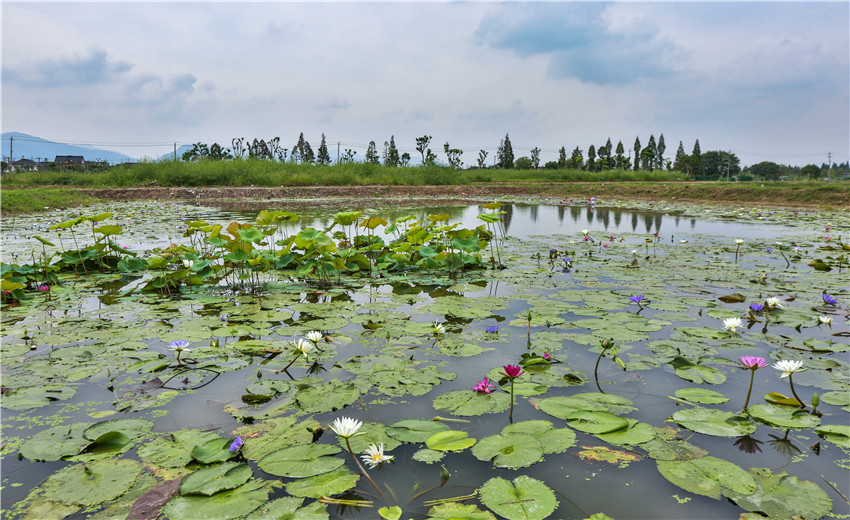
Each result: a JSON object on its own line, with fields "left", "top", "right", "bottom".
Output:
{"left": 177, "top": 133, "right": 844, "bottom": 181}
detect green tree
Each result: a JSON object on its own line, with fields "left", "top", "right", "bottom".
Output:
{"left": 208, "top": 143, "right": 232, "bottom": 160}
{"left": 701, "top": 150, "right": 740, "bottom": 180}
{"left": 477, "top": 149, "right": 489, "bottom": 168}
{"left": 444, "top": 142, "right": 463, "bottom": 169}
{"left": 569, "top": 146, "right": 583, "bottom": 169}
{"left": 691, "top": 139, "right": 702, "bottom": 176}
{"left": 615, "top": 141, "right": 625, "bottom": 169}
{"left": 497, "top": 134, "right": 514, "bottom": 169}
{"left": 530, "top": 147, "right": 541, "bottom": 169}
{"left": 231, "top": 138, "right": 245, "bottom": 159}
{"left": 674, "top": 141, "right": 687, "bottom": 172}
{"left": 342, "top": 149, "right": 357, "bottom": 163}
{"left": 182, "top": 142, "right": 210, "bottom": 161}
{"left": 558, "top": 146, "right": 567, "bottom": 169}
{"left": 316, "top": 134, "right": 331, "bottom": 165}
{"left": 633, "top": 137, "right": 641, "bottom": 170}
{"left": 515, "top": 156, "right": 533, "bottom": 169}
{"left": 400, "top": 152, "right": 411, "bottom": 167}
{"left": 365, "top": 141, "right": 380, "bottom": 164}
{"left": 748, "top": 160, "right": 781, "bottom": 180}
{"left": 544, "top": 160, "right": 559, "bottom": 169}
{"left": 386, "top": 136, "right": 399, "bottom": 167}
{"left": 657, "top": 134, "right": 666, "bottom": 170}
{"left": 645, "top": 135, "right": 657, "bottom": 171}
{"left": 587, "top": 144, "right": 596, "bottom": 171}
{"left": 415, "top": 135, "right": 432, "bottom": 164}
{"left": 801, "top": 164, "right": 821, "bottom": 179}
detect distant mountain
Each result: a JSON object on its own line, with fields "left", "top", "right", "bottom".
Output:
{"left": 1, "top": 132, "right": 138, "bottom": 165}
{"left": 156, "top": 145, "right": 193, "bottom": 162}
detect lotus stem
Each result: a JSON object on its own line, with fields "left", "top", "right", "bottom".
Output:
{"left": 787, "top": 373, "right": 807, "bottom": 409}
{"left": 344, "top": 437, "right": 386, "bottom": 501}
{"left": 508, "top": 379, "right": 515, "bottom": 423}
{"left": 742, "top": 369, "right": 755, "bottom": 411}
{"left": 279, "top": 351, "right": 302, "bottom": 373}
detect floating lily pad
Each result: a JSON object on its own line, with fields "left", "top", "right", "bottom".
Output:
{"left": 285, "top": 467, "right": 359, "bottom": 498}
{"left": 595, "top": 420, "right": 656, "bottom": 446}
{"left": 243, "top": 496, "right": 328, "bottom": 520}
{"left": 426, "top": 502, "right": 496, "bottom": 520}
{"left": 815, "top": 424, "right": 850, "bottom": 447}
{"left": 1, "top": 384, "right": 77, "bottom": 410}
{"left": 192, "top": 437, "right": 240, "bottom": 464}
{"left": 566, "top": 411, "right": 629, "bottom": 434}
{"left": 472, "top": 433, "right": 544, "bottom": 469}
{"left": 578, "top": 445, "right": 641, "bottom": 466}
{"left": 723, "top": 467, "right": 832, "bottom": 519}
{"left": 257, "top": 443, "right": 344, "bottom": 478}
{"left": 674, "top": 388, "right": 729, "bottom": 404}
{"left": 478, "top": 475, "right": 558, "bottom": 520}
{"left": 672, "top": 407, "right": 756, "bottom": 437}
{"left": 179, "top": 462, "right": 252, "bottom": 496}
{"left": 163, "top": 480, "right": 273, "bottom": 520}
{"left": 657, "top": 456, "right": 757, "bottom": 500}
{"left": 426, "top": 430, "right": 476, "bottom": 452}
{"left": 433, "top": 390, "right": 510, "bottom": 416}
{"left": 19, "top": 422, "right": 92, "bottom": 461}
{"left": 413, "top": 448, "right": 446, "bottom": 463}
{"left": 386, "top": 419, "right": 450, "bottom": 443}
{"left": 747, "top": 403, "right": 821, "bottom": 429}
{"left": 40, "top": 459, "right": 144, "bottom": 506}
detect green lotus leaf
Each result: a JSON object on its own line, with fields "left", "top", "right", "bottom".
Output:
{"left": 240, "top": 417, "right": 318, "bottom": 461}
{"left": 723, "top": 468, "right": 832, "bottom": 519}
{"left": 595, "top": 420, "right": 656, "bottom": 446}
{"left": 672, "top": 407, "right": 756, "bottom": 437}
{"left": 294, "top": 379, "right": 360, "bottom": 413}
{"left": 243, "top": 496, "right": 329, "bottom": 520}
{"left": 674, "top": 388, "right": 729, "bottom": 404}
{"left": 19, "top": 423, "right": 91, "bottom": 461}
{"left": 657, "top": 456, "right": 756, "bottom": 500}
{"left": 257, "top": 443, "right": 343, "bottom": 478}
{"left": 192, "top": 437, "right": 239, "bottom": 464}
{"left": 471, "top": 432, "right": 544, "bottom": 469}
{"left": 501, "top": 420, "right": 577, "bottom": 454}
{"left": 815, "top": 424, "right": 850, "bottom": 447}
{"left": 339, "top": 422, "right": 402, "bottom": 453}
{"left": 163, "top": 479, "right": 273, "bottom": 520}
{"left": 426, "top": 430, "right": 476, "bottom": 452}
{"left": 412, "top": 448, "right": 446, "bottom": 463}
{"left": 746, "top": 403, "right": 821, "bottom": 429}
{"left": 65, "top": 431, "right": 131, "bottom": 462}
{"left": 386, "top": 419, "right": 450, "bottom": 443}
{"left": 674, "top": 365, "right": 727, "bottom": 385}
{"left": 18, "top": 498, "right": 81, "bottom": 520}
{"left": 432, "top": 390, "right": 510, "bottom": 416}
{"left": 40, "top": 459, "right": 144, "bottom": 506}
{"left": 179, "top": 462, "right": 252, "bottom": 496}
{"left": 1, "top": 384, "right": 77, "bottom": 410}
{"left": 426, "top": 502, "right": 496, "bottom": 520}
{"left": 566, "top": 411, "right": 630, "bottom": 434}
{"left": 285, "top": 466, "right": 359, "bottom": 498}
{"left": 83, "top": 417, "right": 155, "bottom": 441}
{"left": 478, "top": 475, "right": 558, "bottom": 520}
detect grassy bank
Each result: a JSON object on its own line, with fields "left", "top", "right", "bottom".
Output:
{"left": 0, "top": 187, "right": 103, "bottom": 216}
{"left": 0, "top": 159, "right": 686, "bottom": 188}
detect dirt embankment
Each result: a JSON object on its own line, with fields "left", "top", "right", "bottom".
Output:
{"left": 75, "top": 183, "right": 848, "bottom": 210}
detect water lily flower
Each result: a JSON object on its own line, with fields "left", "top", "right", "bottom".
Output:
{"left": 581, "top": 229, "right": 589, "bottom": 235}
{"left": 472, "top": 377, "right": 496, "bottom": 394}
{"left": 631, "top": 250, "right": 638, "bottom": 255}
{"left": 361, "top": 443, "right": 393, "bottom": 469}
{"left": 501, "top": 365, "right": 524, "bottom": 379}
{"left": 773, "top": 359, "right": 805, "bottom": 378}
{"left": 329, "top": 416, "right": 363, "bottom": 438}
{"left": 182, "top": 259, "right": 194, "bottom": 269}
{"left": 773, "top": 360, "right": 808, "bottom": 409}
{"left": 765, "top": 247, "right": 772, "bottom": 253}
{"left": 749, "top": 303, "right": 764, "bottom": 313}
{"left": 822, "top": 293, "right": 838, "bottom": 305}
{"left": 735, "top": 239, "right": 744, "bottom": 245}
{"left": 818, "top": 315, "right": 832, "bottom": 327}
{"left": 486, "top": 326, "right": 499, "bottom": 333}
{"left": 629, "top": 295, "right": 645, "bottom": 306}
{"left": 433, "top": 321, "right": 445, "bottom": 335}
{"left": 305, "top": 330, "right": 324, "bottom": 343}
{"left": 168, "top": 340, "right": 191, "bottom": 352}
{"left": 764, "top": 297, "right": 783, "bottom": 309}
{"left": 723, "top": 317, "right": 744, "bottom": 333}
{"left": 680, "top": 240, "right": 688, "bottom": 244}
{"left": 38, "top": 285, "right": 49, "bottom": 291}
{"left": 293, "top": 338, "right": 314, "bottom": 355}
{"left": 543, "top": 351, "right": 552, "bottom": 360}
{"left": 739, "top": 355, "right": 769, "bottom": 370}
{"left": 228, "top": 436, "right": 244, "bottom": 452}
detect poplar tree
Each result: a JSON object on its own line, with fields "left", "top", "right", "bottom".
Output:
{"left": 691, "top": 139, "right": 702, "bottom": 176}
{"left": 615, "top": 141, "right": 625, "bottom": 169}
{"left": 530, "top": 147, "right": 541, "bottom": 169}
{"left": 657, "top": 134, "right": 666, "bottom": 170}
{"left": 558, "top": 146, "right": 567, "bottom": 169}
{"left": 587, "top": 145, "right": 596, "bottom": 171}
{"left": 674, "top": 141, "right": 687, "bottom": 172}
{"left": 386, "top": 136, "right": 399, "bottom": 167}
{"left": 645, "top": 135, "right": 657, "bottom": 172}
{"left": 497, "top": 134, "right": 514, "bottom": 169}
{"left": 365, "top": 141, "right": 380, "bottom": 164}
{"left": 633, "top": 137, "right": 641, "bottom": 171}
{"left": 317, "top": 134, "right": 331, "bottom": 165}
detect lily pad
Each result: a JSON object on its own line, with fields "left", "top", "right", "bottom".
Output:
{"left": 566, "top": 411, "right": 629, "bottom": 434}
{"left": 723, "top": 468, "right": 832, "bottom": 520}
{"left": 243, "top": 496, "right": 328, "bottom": 520}
{"left": 40, "top": 459, "right": 144, "bottom": 506}
{"left": 472, "top": 433, "right": 545, "bottom": 469}
{"left": 426, "top": 430, "right": 476, "bottom": 452}
{"left": 179, "top": 462, "right": 252, "bottom": 496}
{"left": 674, "top": 388, "right": 729, "bottom": 404}
{"left": 478, "top": 475, "right": 558, "bottom": 520}
{"left": 746, "top": 403, "right": 821, "bottom": 429}
{"left": 284, "top": 466, "right": 359, "bottom": 498}
{"left": 672, "top": 407, "right": 756, "bottom": 437}
{"left": 657, "top": 456, "right": 757, "bottom": 500}
{"left": 433, "top": 390, "right": 510, "bottom": 416}
{"left": 815, "top": 424, "right": 850, "bottom": 447}
{"left": 19, "top": 422, "right": 92, "bottom": 461}
{"left": 257, "top": 443, "right": 344, "bottom": 478}
{"left": 426, "top": 502, "right": 496, "bottom": 520}
{"left": 386, "top": 419, "right": 450, "bottom": 443}
{"left": 162, "top": 479, "right": 273, "bottom": 520}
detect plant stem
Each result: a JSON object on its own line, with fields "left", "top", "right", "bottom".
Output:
{"left": 742, "top": 369, "right": 755, "bottom": 410}
{"left": 344, "top": 437, "right": 385, "bottom": 501}
{"left": 279, "top": 351, "right": 302, "bottom": 373}
{"left": 508, "top": 379, "right": 515, "bottom": 423}
{"left": 787, "top": 374, "right": 807, "bottom": 409}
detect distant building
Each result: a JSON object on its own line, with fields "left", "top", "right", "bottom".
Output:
{"left": 11, "top": 158, "right": 38, "bottom": 172}
{"left": 54, "top": 155, "right": 86, "bottom": 169}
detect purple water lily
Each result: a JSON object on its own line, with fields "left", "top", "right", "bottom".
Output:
{"left": 822, "top": 293, "right": 838, "bottom": 305}
{"left": 229, "top": 436, "right": 243, "bottom": 452}
{"left": 486, "top": 326, "right": 499, "bottom": 333}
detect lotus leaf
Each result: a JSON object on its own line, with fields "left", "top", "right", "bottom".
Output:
{"left": 386, "top": 419, "right": 450, "bottom": 443}
{"left": 656, "top": 456, "right": 757, "bottom": 500}
{"left": 83, "top": 417, "right": 155, "bottom": 441}
{"left": 746, "top": 403, "right": 821, "bottom": 429}
{"left": 412, "top": 448, "right": 445, "bottom": 463}
{"left": 162, "top": 479, "right": 273, "bottom": 520}
{"left": 19, "top": 422, "right": 92, "bottom": 461}
{"left": 426, "top": 430, "right": 476, "bottom": 452}
{"left": 40, "top": 459, "right": 144, "bottom": 506}
{"left": 243, "top": 496, "right": 329, "bottom": 520}
{"left": 595, "top": 420, "right": 656, "bottom": 446}
{"left": 192, "top": 437, "right": 239, "bottom": 464}
{"left": 179, "top": 462, "right": 252, "bottom": 496}
{"left": 432, "top": 390, "right": 510, "bottom": 416}
{"left": 285, "top": 467, "right": 359, "bottom": 498}
{"left": 722, "top": 467, "right": 832, "bottom": 519}
{"left": 19, "top": 498, "right": 81, "bottom": 520}
{"left": 815, "top": 424, "right": 850, "bottom": 447}
{"left": 472, "top": 432, "right": 545, "bottom": 468}
{"left": 566, "top": 410, "right": 630, "bottom": 434}
{"left": 240, "top": 417, "right": 317, "bottom": 461}
{"left": 294, "top": 379, "right": 360, "bottom": 413}
{"left": 257, "top": 443, "right": 343, "bottom": 477}
{"left": 1, "top": 384, "right": 77, "bottom": 410}
{"left": 478, "top": 475, "right": 558, "bottom": 520}
{"left": 578, "top": 446, "right": 641, "bottom": 465}
{"left": 674, "top": 388, "right": 729, "bottom": 404}
{"left": 672, "top": 407, "right": 756, "bottom": 437}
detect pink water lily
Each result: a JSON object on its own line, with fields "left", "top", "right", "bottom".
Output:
{"left": 501, "top": 365, "right": 524, "bottom": 379}
{"left": 472, "top": 377, "right": 495, "bottom": 394}
{"left": 739, "top": 355, "right": 769, "bottom": 370}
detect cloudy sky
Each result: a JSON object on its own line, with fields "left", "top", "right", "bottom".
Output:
{"left": 2, "top": 1, "right": 848, "bottom": 167}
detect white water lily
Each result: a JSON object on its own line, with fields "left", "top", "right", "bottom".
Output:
{"left": 631, "top": 250, "right": 638, "bottom": 255}
{"left": 329, "top": 416, "right": 362, "bottom": 438}
{"left": 360, "top": 443, "right": 393, "bottom": 468}
{"left": 765, "top": 296, "right": 783, "bottom": 308}
{"left": 680, "top": 239, "right": 688, "bottom": 243}
{"left": 182, "top": 259, "right": 194, "bottom": 269}
{"left": 168, "top": 340, "right": 191, "bottom": 352}
{"left": 433, "top": 321, "right": 445, "bottom": 335}
{"left": 581, "top": 229, "right": 589, "bottom": 235}
{"left": 293, "top": 338, "right": 314, "bottom": 355}
{"left": 773, "top": 359, "right": 806, "bottom": 378}
{"left": 818, "top": 315, "right": 832, "bottom": 325}
{"left": 723, "top": 317, "right": 743, "bottom": 332}
{"left": 305, "top": 330, "right": 324, "bottom": 343}
{"left": 735, "top": 239, "right": 744, "bottom": 245}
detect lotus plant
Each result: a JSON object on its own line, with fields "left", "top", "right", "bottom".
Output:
{"left": 361, "top": 443, "right": 393, "bottom": 469}
{"left": 329, "top": 416, "right": 384, "bottom": 498}
{"left": 817, "top": 315, "right": 832, "bottom": 327}
{"left": 501, "top": 364, "right": 525, "bottom": 423}
{"left": 723, "top": 317, "right": 744, "bottom": 333}
{"left": 305, "top": 330, "right": 325, "bottom": 351}
{"left": 279, "top": 338, "right": 314, "bottom": 373}
{"left": 433, "top": 321, "right": 445, "bottom": 335}
{"left": 739, "top": 355, "right": 769, "bottom": 410}
{"left": 472, "top": 377, "right": 496, "bottom": 394}
{"left": 734, "top": 238, "right": 744, "bottom": 263}
{"left": 629, "top": 295, "right": 646, "bottom": 312}
{"left": 168, "top": 340, "right": 191, "bottom": 364}
{"left": 773, "top": 360, "right": 807, "bottom": 409}
{"left": 764, "top": 296, "right": 783, "bottom": 309}
{"left": 822, "top": 293, "right": 838, "bottom": 306}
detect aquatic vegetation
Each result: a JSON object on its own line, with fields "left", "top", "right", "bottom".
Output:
{"left": 739, "top": 356, "right": 770, "bottom": 410}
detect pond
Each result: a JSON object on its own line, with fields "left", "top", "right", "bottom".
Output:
{"left": 1, "top": 198, "right": 848, "bottom": 520}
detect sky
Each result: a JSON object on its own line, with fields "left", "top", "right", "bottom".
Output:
{"left": 2, "top": 1, "right": 848, "bottom": 167}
